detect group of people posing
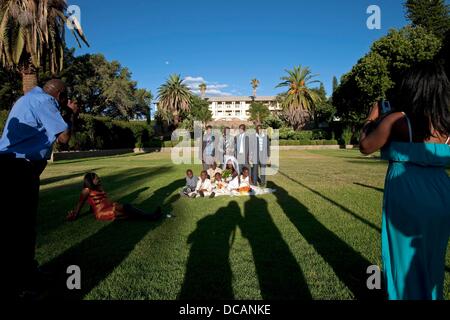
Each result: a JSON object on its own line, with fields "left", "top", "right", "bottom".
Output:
{"left": 182, "top": 124, "right": 273, "bottom": 198}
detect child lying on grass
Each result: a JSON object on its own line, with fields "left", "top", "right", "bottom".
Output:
{"left": 67, "top": 172, "right": 163, "bottom": 222}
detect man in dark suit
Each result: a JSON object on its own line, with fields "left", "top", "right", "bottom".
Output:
{"left": 218, "top": 127, "right": 234, "bottom": 166}
{"left": 251, "top": 125, "right": 271, "bottom": 186}
{"left": 234, "top": 124, "right": 250, "bottom": 174}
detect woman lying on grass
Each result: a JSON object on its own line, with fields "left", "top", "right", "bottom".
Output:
{"left": 67, "top": 172, "right": 163, "bottom": 222}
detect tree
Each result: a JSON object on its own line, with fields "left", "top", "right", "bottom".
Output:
{"left": 248, "top": 102, "right": 270, "bottom": 126}
{"left": 157, "top": 74, "right": 192, "bottom": 127}
{"left": 0, "top": 0, "right": 88, "bottom": 94}
{"left": 333, "top": 26, "right": 441, "bottom": 125}
{"left": 0, "top": 65, "right": 21, "bottom": 110}
{"left": 312, "top": 83, "right": 336, "bottom": 126}
{"left": 405, "top": 0, "right": 450, "bottom": 39}
{"left": 276, "top": 66, "right": 321, "bottom": 130}
{"left": 199, "top": 83, "right": 207, "bottom": 99}
{"left": 332, "top": 76, "right": 339, "bottom": 93}
{"left": 251, "top": 78, "right": 260, "bottom": 97}
{"left": 135, "top": 88, "right": 153, "bottom": 124}
{"left": 189, "top": 95, "right": 212, "bottom": 127}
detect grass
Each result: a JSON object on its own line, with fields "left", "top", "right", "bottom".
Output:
{"left": 36, "top": 150, "right": 450, "bottom": 300}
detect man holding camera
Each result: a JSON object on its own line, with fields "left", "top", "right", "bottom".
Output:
{"left": 0, "top": 79, "right": 78, "bottom": 299}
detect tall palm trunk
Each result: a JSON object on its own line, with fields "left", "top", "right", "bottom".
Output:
{"left": 20, "top": 59, "right": 38, "bottom": 94}
{"left": 21, "top": 72, "right": 38, "bottom": 93}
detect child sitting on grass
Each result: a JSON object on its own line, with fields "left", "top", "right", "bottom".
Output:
{"left": 67, "top": 172, "right": 163, "bottom": 222}
{"left": 189, "top": 170, "right": 213, "bottom": 198}
{"left": 207, "top": 162, "right": 222, "bottom": 183}
{"left": 182, "top": 169, "right": 198, "bottom": 196}
{"left": 209, "top": 172, "right": 229, "bottom": 198}
{"left": 228, "top": 167, "right": 253, "bottom": 194}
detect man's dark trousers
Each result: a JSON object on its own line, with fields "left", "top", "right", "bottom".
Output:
{"left": 1, "top": 155, "right": 42, "bottom": 295}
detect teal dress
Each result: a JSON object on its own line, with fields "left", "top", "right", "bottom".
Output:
{"left": 381, "top": 117, "right": 450, "bottom": 300}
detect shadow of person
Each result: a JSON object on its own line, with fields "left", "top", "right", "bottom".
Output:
{"left": 353, "top": 182, "right": 384, "bottom": 193}
{"left": 240, "top": 196, "right": 312, "bottom": 300}
{"left": 3, "top": 118, "right": 48, "bottom": 160}
{"left": 178, "top": 201, "right": 242, "bottom": 300}
{"left": 42, "top": 179, "right": 184, "bottom": 300}
{"left": 268, "top": 182, "right": 385, "bottom": 300}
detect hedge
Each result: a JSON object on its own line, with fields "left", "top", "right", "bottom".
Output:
{"left": 278, "top": 128, "right": 332, "bottom": 141}
{"left": 63, "top": 114, "right": 154, "bottom": 151}
{"left": 0, "top": 110, "right": 9, "bottom": 136}
{"left": 278, "top": 139, "right": 339, "bottom": 146}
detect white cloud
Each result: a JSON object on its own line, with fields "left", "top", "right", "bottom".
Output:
{"left": 184, "top": 76, "right": 233, "bottom": 97}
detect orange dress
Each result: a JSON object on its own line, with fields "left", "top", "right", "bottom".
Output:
{"left": 86, "top": 190, "right": 121, "bottom": 221}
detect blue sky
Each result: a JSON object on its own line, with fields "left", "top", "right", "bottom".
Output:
{"left": 66, "top": 0, "right": 409, "bottom": 99}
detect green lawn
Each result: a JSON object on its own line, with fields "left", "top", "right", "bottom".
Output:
{"left": 37, "top": 150, "right": 450, "bottom": 300}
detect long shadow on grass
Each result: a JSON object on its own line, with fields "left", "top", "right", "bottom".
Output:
{"left": 38, "top": 166, "right": 172, "bottom": 235}
{"left": 40, "top": 168, "right": 104, "bottom": 186}
{"left": 241, "top": 197, "right": 312, "bottom": 300}
{"left": 278, "top": 171, "right": 381, "bottom": 234}
{"left": 179, "top": 201, "right": 242, "bottom": 300}
{"left": 269, "top": 182, "right": 385, "bottom": 300}
{"left": 354, "top": 183, "right": 384, "bottom": 193}
{"left": 42, "top": 179, "right": 184, "bottom": 300}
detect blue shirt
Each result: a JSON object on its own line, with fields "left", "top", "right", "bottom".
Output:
{"left": 0, "top": 87, "right": 68, "bottom": 160}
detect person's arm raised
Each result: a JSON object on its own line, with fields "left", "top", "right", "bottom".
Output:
{"left": 57, "top": 100, "right": 79, "bottom": 144}
{"left": 360, "top": 105, "right": 405, "bottom": 155}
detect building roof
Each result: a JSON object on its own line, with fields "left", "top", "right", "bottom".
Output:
{"left": 207, "top": 96, "right": 277, "bottom": 102}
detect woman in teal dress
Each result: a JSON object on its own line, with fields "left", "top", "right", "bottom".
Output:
{"left": 360, "top": 61, "right": 450, "bottom": 300}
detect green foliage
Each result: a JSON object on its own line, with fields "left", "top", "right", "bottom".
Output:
{"left": 56, "top": 52, "right": 152, "bottom": 120}
{"left": 278, "top": 139, "right": 339, "bottom": 146}
{"left": 405, "top": 0, "right": 450, "bottom": 39}
{"left": 178, "top": 95, "right": 212, "bottom": 131}
{"left": 0, "top": 0, "right": 88, "bottom": 74}
{"left": 262, "top": 115, "right": 285, "bottom": 129}
{"left": 312, "top": 83, "right": 337, "bottom": 125}
{"left": 190, "top": 95, "right": 213, "bottom": 125}
{"left": 0, "top": 66, "right": 21, "bottom": 110}
{"left": 0, "top": 109, "right": 9, "bottom": 135}
{"left": 341, "top": 127, "right": 354, "bottom": 145}
{"left": 65, "top": 114, "right": 154, "bottom": 151}
{"left": 276, "top": 66, "right": 321, "bottom": 130}
{"left": 333, "top": 25, "right": 442, "bottom": 125}
{"left": 332, "top": 76, "right": 339, "bottom": 93}
{"left": 157, "top": 74, "right": 192, "bottom": 125}
{"left": 278, "top": 128, "right": 331, "bottom": 141}
{"left": 249, "top": 102, "right": 271, "bottom": 125}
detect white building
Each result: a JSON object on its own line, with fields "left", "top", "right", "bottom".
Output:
{"left": 207, "top": 96, "right": 281, "bottom": 122}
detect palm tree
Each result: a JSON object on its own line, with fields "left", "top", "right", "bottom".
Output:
{"left": 157, "top": 74, "right": 192, "bottom": 127}
{"left": 199, "top": 83, "right": 207, "bottom": 99}
{"left": 251, "top": 78, "right": 260, "bottom": 98}
{"left": 0, "top": 0, "right": 89, "bottom": 94}
{"left": 276, "top": 66, "right": 321, "bottom": 130}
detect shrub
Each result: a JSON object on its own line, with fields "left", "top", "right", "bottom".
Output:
{"left": 311, "top": 129, "right": 331, "bottom": 140}
{"left": 0, "top": 110, "right": 9, "bottom": 136}
{"left": 262, "top": 115, "right": 284, "bottom": 129}
{"left": 341, "top": 127, "right": 354, "bottom": 145}
{"left": 67, "top": 114, "right": 153, "bottom": 151}
{"left": 278, "top": 139, "right": 339, "bottom": 146}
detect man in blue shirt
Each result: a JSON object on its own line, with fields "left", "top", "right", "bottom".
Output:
{"left": 0, "top": 79, "right": 78, "bottom": 298}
